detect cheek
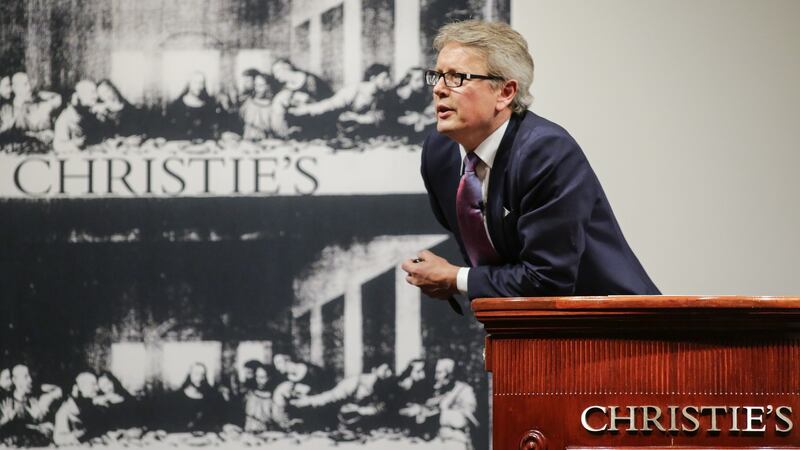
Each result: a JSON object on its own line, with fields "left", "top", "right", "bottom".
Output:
{"left": 462, "top": 91, "right": 496, "bottom": 119}
{"left": 453, "top": 98, "right": 479, "bottom": 123}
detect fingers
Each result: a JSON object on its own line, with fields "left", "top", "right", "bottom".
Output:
{"left": 418, "top": 249, "right": 434, "bottom": 259}
{"left": 400, "top": 259, "right": 416, "bottom": 274}
{"left": 402, "top": 254, "right": 431, "bottom": 276}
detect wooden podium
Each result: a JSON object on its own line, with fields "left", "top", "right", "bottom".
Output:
{"left": 472, "top": 296, "right": 800, "bottom": 449}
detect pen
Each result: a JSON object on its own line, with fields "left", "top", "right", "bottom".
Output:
{"left": 412, "top": 257, "right": 464, "bottom": 316}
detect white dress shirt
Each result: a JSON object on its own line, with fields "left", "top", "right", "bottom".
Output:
{"left": 455, "top": 118, "right": 510, "bottom": 295}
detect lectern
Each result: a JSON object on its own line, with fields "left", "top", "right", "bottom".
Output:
{"left": 472, "top": 296, "right": 800, "bottom": 449}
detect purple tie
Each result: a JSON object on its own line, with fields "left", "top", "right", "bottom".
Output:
{"left": 457, "top": 152, "right": 501, "bottom": 267}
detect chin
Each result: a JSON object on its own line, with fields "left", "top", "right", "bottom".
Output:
{"left": 438, "top": 125, "right": 467, "bottom": 145}
{"left": 436, "top": 120, "right": 458, "bottom": 135}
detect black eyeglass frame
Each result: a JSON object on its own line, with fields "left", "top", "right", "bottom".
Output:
{"left": 424, "top": 69, "right": 504, "bottom": 88}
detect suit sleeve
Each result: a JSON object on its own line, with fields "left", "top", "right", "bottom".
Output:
{"left": 420, "top": 134, "right": 452, "bottom": 232}
{"left": 467, "top": 132, "right": 601, "bottom": 298}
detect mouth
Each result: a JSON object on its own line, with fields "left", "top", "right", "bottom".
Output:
{"left": 436, "top": 104, "right": 454, "bottom": 119}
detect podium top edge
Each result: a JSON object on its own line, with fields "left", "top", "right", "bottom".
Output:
{"left": 471, "top": 295, "right": 800, "bottom": 312}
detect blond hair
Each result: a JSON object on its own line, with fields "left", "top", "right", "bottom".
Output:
{"left": 434, "top": 20, "right": 533, "bottom": 113}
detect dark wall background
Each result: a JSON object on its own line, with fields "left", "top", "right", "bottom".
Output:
{"left": 0, "top": 194, "right": 485, "bottom": 391}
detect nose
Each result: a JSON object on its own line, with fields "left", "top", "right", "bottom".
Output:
{"left": 432, "top": 76, "right": 449, "bottom": 98}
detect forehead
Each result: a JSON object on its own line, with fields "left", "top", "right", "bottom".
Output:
{"left": 435, "top": 43, "right": 487, "bottom": 72}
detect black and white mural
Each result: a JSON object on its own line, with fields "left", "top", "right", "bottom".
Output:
{"left": 0, "top": 1, "right": 510, "bottom": 448}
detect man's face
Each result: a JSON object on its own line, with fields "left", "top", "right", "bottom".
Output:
{"left": 272, "top": 62, "right": 291, "bottom": 83}
{"left": 12, "top": 365, "right": 32, "bottom": 395}
{"left": 398, "top": 361, "right": 424, "bottom": 390}
{"left": 375, "top": 363, "right": 392, "bottom": 379}
{"left": 0, "top": 76, "right": 11, "bottom": 99}
{"left": 243, "top": 367, "right": 255, "bottom": 381}
{"left": 189, "top": 73, "right": 206, "bottom": 97}
{"left": 75, "top": 82, "right": 98, "bottom": 107}
{"left": 434, "top": 359, "right": 454, "bottom": 388}
{"left": 97, "top": 83, "right": 115, "bottom": 104}
{"left": 253, "top": 75, "right": 269, "bottom": 98}
{"left": 372, "top": 71, "right": 392, "bottom": 91}
{"left": 0, "top": 368, "right": 11, "bottom": 390}
{"left": 286, "top": 362, "right": 307, "bottom": 383}
{"left": 273, "top": 354, "right": 290, "bottom": 374}
{"left": 11, "top": 73, "right": 31, "bottom": 100}
{"left": 240, "top": 75, "right": 254, "bottom": 93}
{"left": 190, "top": 364, "right": 207, "bottom": 388}
{"left": 433, "top": 43, "right": 504, "bottom": 149}
{"left": 409, "top": 361, "right": 426, "bottom": 382}
{"left": 254, "top": 367, "right": 269, "bottom": 389}
{"left": 98, "top": 375, "right": 114, "bottom": 395}
{"left": 76, "top": 373, "right": 98, "bottom": 399}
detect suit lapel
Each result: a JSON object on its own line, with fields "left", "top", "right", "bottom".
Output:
{"left": 485, "top": 112, "right": 523, "bottom": 260}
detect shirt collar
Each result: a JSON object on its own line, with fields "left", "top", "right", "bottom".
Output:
{"left": 458, "top": 118, "right": 510, "bottom": 170}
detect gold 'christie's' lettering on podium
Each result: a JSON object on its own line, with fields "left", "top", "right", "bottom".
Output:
{"left": 581, "top": 405, "right": 793, "bottom": 434}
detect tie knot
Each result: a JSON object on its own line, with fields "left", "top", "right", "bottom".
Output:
{"left": 464, "top": 152, "right": 480, "bottom": 173}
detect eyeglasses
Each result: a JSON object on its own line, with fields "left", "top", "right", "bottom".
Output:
{"left": 424, "top": 69, "right": 503, "bottom": 88}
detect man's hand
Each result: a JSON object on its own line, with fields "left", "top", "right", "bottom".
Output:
{"left": 401, "top": 250, "right": 460, "bottom": 300}
{"left": 1, "top": 398, "right": 16, "bottom": 425}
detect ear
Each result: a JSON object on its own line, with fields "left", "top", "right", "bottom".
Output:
{"left": 495, "top": 79, "right": 518, "bottom": 112}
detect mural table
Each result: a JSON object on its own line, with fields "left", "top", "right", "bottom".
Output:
{"left": 472, "top": 296, "right": 800, "bottom": 449}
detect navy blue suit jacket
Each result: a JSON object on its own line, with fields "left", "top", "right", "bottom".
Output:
{"left": 421, "top": 111, "right": 660, "bottom": 299}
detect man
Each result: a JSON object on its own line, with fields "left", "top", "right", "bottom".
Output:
{"left": 288, "top": 63, "right": 394, "bottom": 140}
{"left": 396, "top": 359, "right": 436, "bottom": 438}
{"left": 0, "top": 365, "right": 62, "bottom": 446}
{"left": 0, "top": 368, "right": 11, "bottom": 397}
{"left": 53, "top": 372, "right": 103, "bottom": 446}
{"left": 290, "top": 363, "right": 394, "bottom": 433}
{"left": 240, "top": 359, "right": 262, "bottom": 393}
{"left": 271, "top": 353, "right": 291, "bottom": 383}
{"left": 216, "top": 68, "right": 261, "bottom": 136}
{"left": 0, "top": 76, "right": 11, "bottom": 104}
{"left": 238, "top": 68, "right": 260, "bottom": 102}
{"left": 269, "top": 59, "right": 333, "bottom": 138}
{"left": 3, "top": 73, "right": 62, "bottom": 144}
{"left": 399, "top": 358, "right": 477, "bottom": 444}
{"left": 402, "top": 21, "right": 659, "bottom": 301}
{"left": 0, "top": 76, "right": 13, "bottom": 137}
{"left": 53, "top": 79, "right": 103, "bottom": 152}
